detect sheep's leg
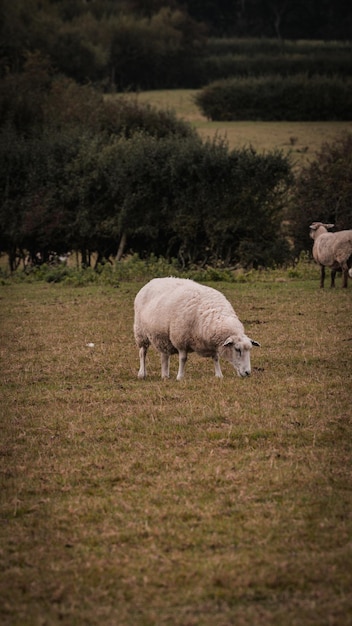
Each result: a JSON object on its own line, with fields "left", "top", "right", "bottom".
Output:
{"left": 161, "top": 353, "right": 170, "bottom": 379}
{"left": 138, "top": 345, "right": 148, "bottom": 379}
{"left": 320, "top": 265, "right": 325, "bottom": 288}
{"left": 339, "top": 262, "right": 349, "bottom": 288}
{"left": 213, "top": 354, "right": 223, "bottom": 378}
{"left": 342, "top": 269, "right": 348, "bottom": 288}
{"left": 176, "top": 350, "right": 187, "bottom": 381}
{"left": 330, "top": 269, "right": 336, "bottom": 288}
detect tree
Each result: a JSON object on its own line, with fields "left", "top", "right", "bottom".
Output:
{"left": 0, "top": 51, "right": 52, "bottom": 134}
{"left": 108, "top": 8, "right": 205, "bottom": 90}
{"left": 0, "top": 127, "right": 28, "bottom": 269}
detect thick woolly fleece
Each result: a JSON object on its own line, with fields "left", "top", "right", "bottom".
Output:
{"left": 134, "top": 277, "right": 259, "bottom": 379}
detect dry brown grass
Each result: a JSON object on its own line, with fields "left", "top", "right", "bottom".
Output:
{"left": 1, "top": 277, "right": 352, "bottom": 625}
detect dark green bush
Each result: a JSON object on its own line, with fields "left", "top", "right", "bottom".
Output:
{"left": 0, "top": 125, "right": 293, "bottom": 270}
{"left": 0, "top": 51, "right": 293, "bottom": 271}
{"left": 195, "top": 75, "right": 352, "bottom": 121}
{"left": 44, "top": 76, "right": 195, "bottom": 139}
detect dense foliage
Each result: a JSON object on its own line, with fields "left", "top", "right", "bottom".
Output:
{"left": 0, "top": 1, "right": 206, "bottom": 90}
{"left": 0, "top": 2, "right": 351, "bottom": 272}
{"left": 0, "top": 54, "right": 294, "bottom": 271}
{"left": 1, "top": 2, "right": 351, "bottom": 90}
{"left": 184, "top": 0, "right": 351, "bottom": 39}
{"left": 290, "top": 135, "right": 352, "bottom": 256}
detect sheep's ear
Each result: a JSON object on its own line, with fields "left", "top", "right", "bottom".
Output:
{"left": 223, "top": 338, "right": 233, "bottom": 347}
{"left": 250, "top": 339, "right": 260, "bottom": 347}
{"left": 309, "top": 223, "right": 319, "bottom": 230}
{"left": 324, "top": 223, "right": 335, "bottom": 230}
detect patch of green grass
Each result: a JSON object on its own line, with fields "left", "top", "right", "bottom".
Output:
{"left": 0, "top": 276, "right": 351, "bottom": 625}
{"left": 0, "top": 251, "right": 319, "bottom": 285}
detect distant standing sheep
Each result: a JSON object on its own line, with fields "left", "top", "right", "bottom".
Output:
{"left": 309, "top": 222, "right": 352, "bottom": 288}
{"left": 134, "top": 277, "right": 260, "bottom": 380}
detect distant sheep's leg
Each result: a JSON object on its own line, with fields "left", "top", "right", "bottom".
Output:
{"left": 341, "top": 263, "right": 349, "bottom": 288}
{"left": 320, "top": 265, "right": 325, "bottom": 288}
{"left": 330, "top": 269, "right": 336, "bottom": 288}
{"left": 176, "top": 350, "right": 187, "bottom": 381}
{"left": 138, "top": 345, "right": 148, "bottom": 379}
{"left": 213, "top": 355, "right": 223, "bottom": 378}
{"left": 161, "top": 353, "right": 170, "bottom": 379}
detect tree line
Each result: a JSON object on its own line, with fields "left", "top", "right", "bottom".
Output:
{"left": 1, "top": 1, "right": 351, "bottom": 271}
{"left": 0, "top": 55, "right": 293, "bottom": 271}
{"left": 1, "top": 55, "right": 352, "bottom": 273}
{"left": 1, "top": 1, "right": 351, "bottom": 91}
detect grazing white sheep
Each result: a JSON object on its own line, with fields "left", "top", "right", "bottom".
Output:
{"left": 309, "top": 222, "right": 352, "bottom": 288}
{"left": 134, "top": 277, "right": 260, "bottom": 380}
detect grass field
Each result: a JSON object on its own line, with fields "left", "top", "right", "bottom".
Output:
{"left": 1, "top": 273, "right": 352, "bottom": 625}
{"left": 115, "top": 90, "right": 352, "bottom": 167}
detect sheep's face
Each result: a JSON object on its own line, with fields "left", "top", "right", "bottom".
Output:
{"left": 309, "top": 222, "right": 334, "bottom": 240}
{"left": 221, "top": 336, "right": 260, "bottom": 377}
{"left": 309, "top": 226, "right": 317, "bottom": 241}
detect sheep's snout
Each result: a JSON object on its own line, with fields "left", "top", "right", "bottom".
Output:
{"left": 234, "top": 361, "right": 251, "bottom": 377}
{"left": 238, "top": 367, "right": 251, "bottom": 377}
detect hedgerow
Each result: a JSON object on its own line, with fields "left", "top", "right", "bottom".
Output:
{"left": 195, "top": 75, "right": 352, "bottom": 121}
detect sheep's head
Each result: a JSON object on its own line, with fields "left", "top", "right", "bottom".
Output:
{"left": 220, "top": 336, "right": 260, "bottom": 377}
{"left": 309, "top": 222, "right": 335, "bottom": 240}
